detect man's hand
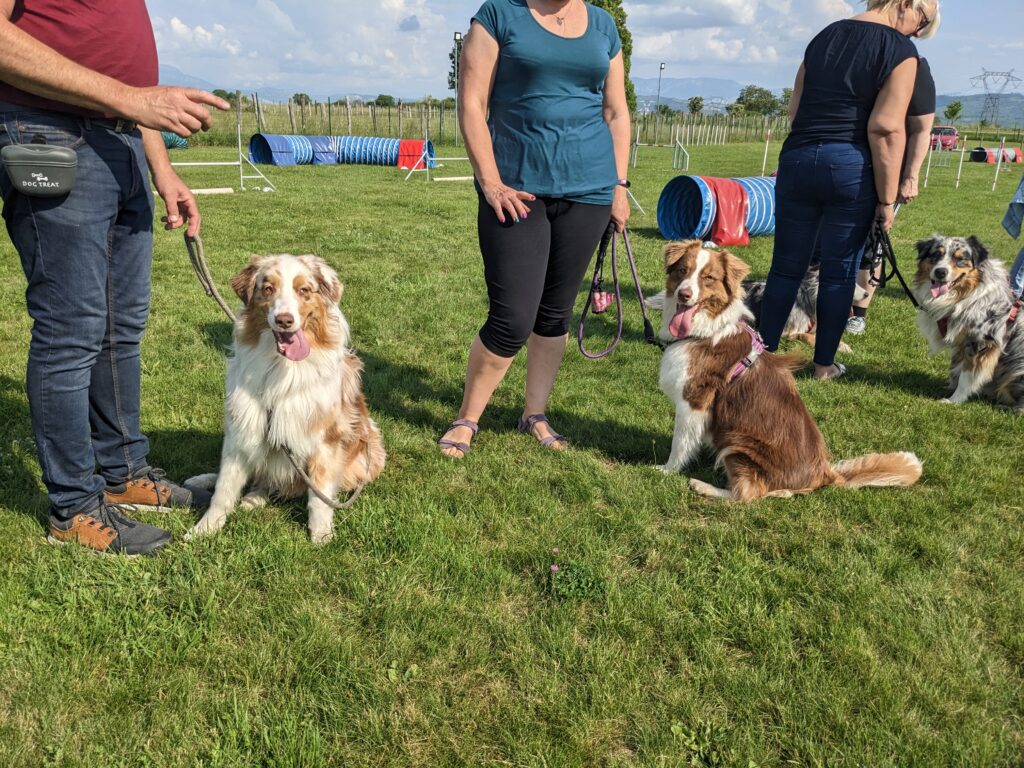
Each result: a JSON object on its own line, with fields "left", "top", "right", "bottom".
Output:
{"left": 122, "top": 86, "right": 230, "bottom": 137}
{"left": 152, "top": 167, "right": 200, "bottom": 237}
{"left": 897, "top": 175, "right": 919, "bottom": 204}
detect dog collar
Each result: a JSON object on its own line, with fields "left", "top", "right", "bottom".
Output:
{"left": 728, "top": 323, "right": 765, "bottom": 383}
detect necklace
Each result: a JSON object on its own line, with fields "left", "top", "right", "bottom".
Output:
{"left": 554, "top": 0, "right": 573, "bottom": 26}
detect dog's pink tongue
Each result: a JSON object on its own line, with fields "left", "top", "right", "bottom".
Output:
{"left": 930, "top": 282, "right": 951, "bottom": 299}
{"left": 669, "top": 304, "right": 699, "bottom": 339}
{"left": 274, "top": 328, "right": 310, "bottom": 361}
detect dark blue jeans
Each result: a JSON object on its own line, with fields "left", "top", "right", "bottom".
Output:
{"left": 759, "top": 142, "right": 877, "bottom": 366}
{"left": 0, "top": 104, "right": 153, "bottom": 517}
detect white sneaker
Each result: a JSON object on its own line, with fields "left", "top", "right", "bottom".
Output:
{"left": 845, "top": 316, "right": 867, "bottom": 335}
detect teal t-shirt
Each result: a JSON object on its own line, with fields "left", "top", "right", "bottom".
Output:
{"left": 472, "top": 0, "right": 621, "bottom": 205}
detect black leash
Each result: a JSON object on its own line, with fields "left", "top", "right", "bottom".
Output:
{"left": 578, "top": 222, "right": 662, "bottom": 359}
{"left": 865, "top": 204, "right": 920, "bottom": 309}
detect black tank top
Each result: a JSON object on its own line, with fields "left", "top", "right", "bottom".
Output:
{"left": 784, "top": 19, "right": 918, "bottom": 151}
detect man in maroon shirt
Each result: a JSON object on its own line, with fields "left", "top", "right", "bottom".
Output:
{"left": 0, "top": 0, "right": 230, "bottom": 555}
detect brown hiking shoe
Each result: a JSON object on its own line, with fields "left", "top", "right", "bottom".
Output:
{"left": 48, "top": 501, "right": 172, "bottom": 556}
{"left": 104, "top": 466, "right": 211, "bottom": 512}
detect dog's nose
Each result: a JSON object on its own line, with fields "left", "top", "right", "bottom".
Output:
{"left": 679, "top": 287, "right": 693, "bottom": 303}
{"left": 933, "top": 267, "right": 948, "bottom": 281}
{"left": 275, "top": 312, "right": 295, "bottom": 329}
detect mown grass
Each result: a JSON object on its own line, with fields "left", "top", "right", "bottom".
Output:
{"left": 0, "top": 143, "right": 1021, "bottom": 766}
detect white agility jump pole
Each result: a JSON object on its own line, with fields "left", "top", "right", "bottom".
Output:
{"left": 992, "top": 137, "right": 1006, "bottom": 192}
{"left": 924, "top": 142, "right": 933, "bottom": 189}
{"left": 170, "top": 96, "right": 276, "bottom": 192}
{"left": 955, "top": 134, "right": 968, "bottom": 189}
{"left": 760, "top": 129, "right": 772, "bottom": 176}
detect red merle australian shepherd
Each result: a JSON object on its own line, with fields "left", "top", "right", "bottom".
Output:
{"left": 653, "top": 240, "right": 922, "bottom": 501}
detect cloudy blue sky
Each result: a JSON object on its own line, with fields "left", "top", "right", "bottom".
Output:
{"left": 148, "top": 0, "right": 1022, "bottom": 97}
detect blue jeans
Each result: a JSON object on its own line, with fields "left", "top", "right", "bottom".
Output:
{"left": 760, "top": 142, "right": 877, "bottom": 366}
{"left": 0, "top": 104, "right": 153, "bottom": 516}
{"left": 1010, "top": 246, "right": 1024, "bottom": 298}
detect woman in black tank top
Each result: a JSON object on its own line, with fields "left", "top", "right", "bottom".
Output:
{"left": 758, "top": 0, "right": 940, "bottom": 380}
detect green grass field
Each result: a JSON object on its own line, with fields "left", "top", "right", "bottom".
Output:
{"left": 0, "top": 143, "right": 1022, "bottom": 767}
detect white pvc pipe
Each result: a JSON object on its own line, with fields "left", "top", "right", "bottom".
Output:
{"left": 761, "top": 129, "right": 772, "bottom": 176}
{"left": 171, "top": 161, "right": 242, "bottom": 167}
{"left": 924, "top": 144, "right": 934, "bottom": 189}
{"left": 992, "top": 137, "right": 1006, "bottom": 192}
{"left": 955, "top": 135, "right": 968, "bottom": 189}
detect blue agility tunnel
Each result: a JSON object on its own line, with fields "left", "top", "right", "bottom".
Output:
{"left": 657, "top": 175, "right": 776, "bottom": 240}
{"left": 248, "top": 133, "right": 314, "bottom": 166}
{"left": 308, "top": 136, "right": 338, "bottom": 165}
{"left": 335, "top": 136, "right": 401, "bottom": 166}
{"left": 161, "top": 131, "right": 188, "bottom": 150}
{"left": 248, "top": 133, "right": 437, "bottom": 169}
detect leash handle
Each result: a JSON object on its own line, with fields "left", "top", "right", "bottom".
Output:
{"left": 578, "top": 222, "right": 623, "bottom": 359}
{"left": 577, "top": 223, "right": 662, "bottom": 360}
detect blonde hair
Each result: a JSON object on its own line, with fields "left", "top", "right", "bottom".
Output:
{"left": 864, "top": 0, "right": 941, "bottom": 39}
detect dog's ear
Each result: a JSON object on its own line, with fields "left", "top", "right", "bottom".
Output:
{"left": 664, "top": 240, "right": 698, "bottom": 271}
{"left": 915, "top": 236, "right": 940, "bottom": 260}
{"left": 720, "top": 249, "right": 750, "bottom": 295}
{"left": 300, "top": 255, "right": 343, "bottom": 304}
{"left": 966, "top": 236, "right": 989, "bottom": 266}
{"left": 230, "top": 257, "right": 262, "bottom": 304}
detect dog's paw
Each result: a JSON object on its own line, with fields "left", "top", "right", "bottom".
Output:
{"left": 185, "top": 512, "right": 227, "bottom": 540}
{"left": 239, "top": 492, "right": 270, "bottom": 510}
{"left": 837, "top": 341, "right": 853, "bottom": 354}
{"left": 655, "top": 463, "right": 681, "bottom": 475}
{"left": 309, "top": 527, "right": 335, "bottom": 546}
{"left": 689, "top": 478, "right": 730, "bottom": 499}
{"left": 937, "top": 397, "right": 958, "bottom": 405}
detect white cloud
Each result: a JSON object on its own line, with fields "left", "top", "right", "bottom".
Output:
{"left": 152, "top": 0, "right": 456, "bottom": 96}
{"left": 155, "top": 16, "right": 243, "bottom": 58}
{"left": 147, "top": 0, "right": 1022, "bottom": 98}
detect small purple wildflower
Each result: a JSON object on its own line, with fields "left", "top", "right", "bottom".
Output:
{"left": 550, "top": 564, "right": 559, "bottom": 573}
{"left": 552, "top": 547, "right": 560, "bottom": 554}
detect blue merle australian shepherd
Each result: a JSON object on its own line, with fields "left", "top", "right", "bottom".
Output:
{"left": 913, "top": 235, "right": 1024, "bottom": 411}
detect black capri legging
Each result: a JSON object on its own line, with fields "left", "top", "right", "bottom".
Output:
{"left": 477, "top": 188, "right": 612, "bottom": 357}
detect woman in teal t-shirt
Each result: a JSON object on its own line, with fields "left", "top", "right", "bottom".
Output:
{"left": 438, "top": 0, "right": 631, "bottom": 458}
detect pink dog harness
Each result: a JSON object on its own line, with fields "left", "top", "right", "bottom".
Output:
{"left": 728, "top": 323, "right": 766, "bottom": 383}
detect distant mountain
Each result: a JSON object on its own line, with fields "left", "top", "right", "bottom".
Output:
{"left": 935, "top": 93, "right": 1024, "bottom": 126}
{"left": 159, "top": 64, "right": 218, "bottom": 91}
{"left": 632, "top": 77, "right": 747, "bottom": 104}
{"left": 158, "top": 65, "right": 397, "bottom": 103}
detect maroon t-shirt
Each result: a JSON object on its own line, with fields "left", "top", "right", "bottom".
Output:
{"left": 0, "top": 0, "right": 158, "bottom": 117}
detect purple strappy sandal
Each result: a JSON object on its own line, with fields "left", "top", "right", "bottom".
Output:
{"left": 517, "top": 413, "right": 569, "bottom": 449}
{"left": 438, "top": 418, "right": 479, "bottom": 457}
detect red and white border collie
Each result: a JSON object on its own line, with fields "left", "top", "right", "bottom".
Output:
{"left": 187, "top": 254, "right": 386, "bottom": 543}
{"left": 653, "top": 240, "right": 922, "bottom": 501}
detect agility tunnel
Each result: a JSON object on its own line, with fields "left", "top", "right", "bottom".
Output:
{"left": 657, "top": 175, "right": 776, "bottom": 245}
{"left": 248, "top": 134, "right": 435, "bottom": 169}
{"left": 969, "top": 146, "right": 1023, "bottom": 164}
{"left": 161, "top": 132, "right": 188, "bottom": 150}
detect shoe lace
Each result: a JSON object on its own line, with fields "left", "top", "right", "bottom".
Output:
{"left": 96, "top": 502, "right": 137, "bottom": 537}
{"left": 145, "top": 467, "right": 170, "bottom": 509}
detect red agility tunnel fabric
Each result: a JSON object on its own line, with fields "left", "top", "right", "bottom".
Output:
{"left": 701, "top": 177, "right": 750, "bottom": 246}
{"left": 397, "top": 139, "right": 427, "bottom": 170}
